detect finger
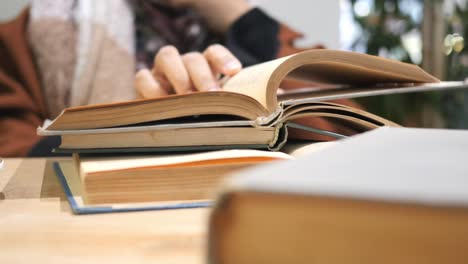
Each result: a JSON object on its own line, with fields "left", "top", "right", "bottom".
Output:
{"left": 135, "top": 69, "right": 168, "bottom": 98}
{"left": 203, "top": 44, "right": 242, "bottom": 76}
{"left": 182, "top": 52, "right": 220, "bottom": 92}
{"left": 154, "top": 45, "right": 194, "bottom": 94}
{"left": 150, "top": 69, "right": 173, "bottom": 94}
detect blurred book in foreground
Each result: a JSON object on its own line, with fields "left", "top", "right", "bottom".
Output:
{"left": 209, "top": 127, "right": 468, "bottom": 264}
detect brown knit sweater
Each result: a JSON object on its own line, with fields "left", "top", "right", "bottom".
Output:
{"left": 0, "top": 9, "right": 47, "bottom": 157}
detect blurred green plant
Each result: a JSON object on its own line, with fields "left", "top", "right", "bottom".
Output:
{"left": 445, "top": 4, "right": 468, "bottom": 80}
{"left": 349, "top": 0, "right": 466, "bottom": 128}
{"left": 349, "top": 0, "right": 421, "bottom": 63}
{"left": 441, "top": 2, "right": 468, "bottom": 128}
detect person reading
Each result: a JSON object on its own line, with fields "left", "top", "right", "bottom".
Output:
{"left": 2, "top": 0, "right": 323, "bottom": 156}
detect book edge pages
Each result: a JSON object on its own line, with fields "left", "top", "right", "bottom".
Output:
{"left": 37, "top": 108, "right": 284, "bottom": 136}
{"left": 37, "top": 120, "right": 257, "bottom": 136}
{"left": 53, "top": 161, "right": 212, "bottom": 214}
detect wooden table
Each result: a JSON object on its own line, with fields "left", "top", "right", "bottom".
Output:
{"left": 0, "top": 158, "right": 208, "bottom": 264}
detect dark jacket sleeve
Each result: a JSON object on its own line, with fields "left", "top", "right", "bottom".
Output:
{"left": 0, "top": 9, "right": 49, "bottom": 157}
{"left": 224, "top": 8, "right": 280, "bottom": 67}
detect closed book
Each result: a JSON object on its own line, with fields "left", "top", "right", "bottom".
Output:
{"left": 55, "top": 142, "right": 334, "bottom": 213}
{"left": 209, "top": 127, "right": 468, "bottom": 264}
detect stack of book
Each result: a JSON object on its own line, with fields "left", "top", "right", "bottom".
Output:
{"left": 38, "top": 49, "right": 463, "bottom": 213}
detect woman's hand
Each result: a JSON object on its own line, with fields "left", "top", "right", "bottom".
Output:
{"left": 135, "top": 44, "right": 242, "bottom": 98}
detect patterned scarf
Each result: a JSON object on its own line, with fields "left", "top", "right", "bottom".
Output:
{"left": 28, "top": 0, "right": 214, "bottom": 118}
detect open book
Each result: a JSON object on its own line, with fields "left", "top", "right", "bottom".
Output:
{"left": 39, "top": 49, "right": 460, "bottom": 152}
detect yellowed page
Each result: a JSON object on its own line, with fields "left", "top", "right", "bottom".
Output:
{"left": 223, "top": 49, "right": 438, "bottom": 113}
{"left": 80, "top": 149, "right": 292, "bottom": 174}
{"left": 222, "top": 56, "right": 291, "bottom": 111}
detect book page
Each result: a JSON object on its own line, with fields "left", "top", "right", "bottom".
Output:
{"left": 281, "top": 102, "right": 400, "bottom": 127}
{"left": 79, "top": 149, "right": 293, "bottom": 174}
{"left": 222, "top": 56, "right": 290, "bottom": 111}
{"left": 223, "top": 49, "right": 438, "bottom": 113}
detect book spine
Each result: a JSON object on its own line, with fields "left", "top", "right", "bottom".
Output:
{"left": 253, "top": 105, "right": 284, "bottom": 127}
{"left": 268, "top": 124, "right": 288, "bottom": 151}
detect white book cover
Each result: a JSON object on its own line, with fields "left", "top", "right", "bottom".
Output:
{"left": 225, "top": 127, "right": 468, "bottom": 207}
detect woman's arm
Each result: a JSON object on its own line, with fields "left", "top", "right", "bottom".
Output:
{"left": 169, "top": 0, "right": 280, "bottom": 65}
{"left": 224, "top": 8, "right": 280, "bottom": 67}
